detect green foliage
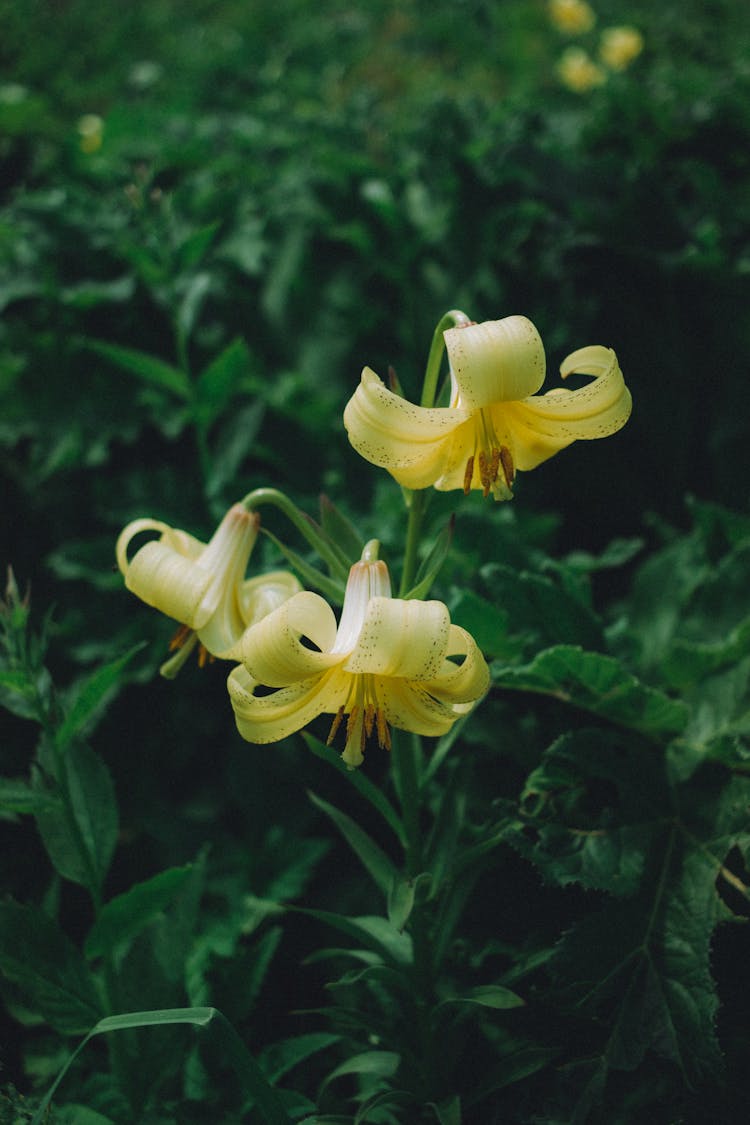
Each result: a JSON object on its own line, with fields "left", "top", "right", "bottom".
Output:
{"left": 1, "top": 0, "right": 749, "bottom": 1122}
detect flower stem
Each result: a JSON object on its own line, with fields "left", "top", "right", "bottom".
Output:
{"left": 399, "top": 309, "right": 470, "bottom": 597}
{"left": 240, "top": 487, "right": 349, "bottom": 581}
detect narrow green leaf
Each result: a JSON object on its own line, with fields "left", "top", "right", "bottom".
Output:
{"left": 309, "top": 790, "right": 398, "bottom": 897}
{"left": 193, "top": 336, "right": 251, "bottom": 431}
{"left": 81, "top": 339, "right": 190, "bottom": 399}
{"left": 0, "top": 776, "right": 57, "bottom": 814}
{"left": 261, "top": 1032, "right": 340, "bottom": 1084}
{"left": 404, "top": 515, "right": 453, "bottom": 600}
{"left": 260, "top": 529, "right": 345, "bottom": 603}
{"left": 322, "top": 1049, "right": 400, "bottom": 1089}
{"left": 468, "top": 1046, "right": 560, "bottom": 1102}
{"left": 319, "top": 495, "right": 365, "bottom": 567}
{"left": 293, "top": 908, "right": 412, "bottom": 965}
{"left": 0, "top": 900, "right": 102, "bottom": 1034}
{"left": 85, "top": 864, "right": 195, "bottom": 959}
{"left": 56, "top": 644, "right": 145, "bottom": 753}
{"left": 176, "top": 271, "right": 212, "bottom": 348}
{"left": 303, "top": 734, "right": 405, "bottom": 844}
{"left": 177, "top": 220, "right": 221, "bottom": 269}
{"left": 32, "top": 1006, "right": 293, "bottom": 1125}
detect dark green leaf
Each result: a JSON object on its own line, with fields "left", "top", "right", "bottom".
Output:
{"left": 303, "top": 734, "right": 405, "bottom": 843}
{"left": 492, "top": 645, "right": 689, "bottom": 737}
{"left": 81, "top": 339, "right": 190, "bottom": 399}
{"left": 309, "top": 790, "right": 398, "bottom": 897}
{"left": 56, "top": 644, "right": 145, "bottom": 752}
{"left": 85, "top": 864, "right": 195, "bottom": 959}
{"left": 193, "top": 336, "right": 251, "bottom": 432}
{"left": 0, "top": 900, "right": 101, "bottom": 1034}
{"left": 34, "top": 741, "right": 118, "bottom": 892}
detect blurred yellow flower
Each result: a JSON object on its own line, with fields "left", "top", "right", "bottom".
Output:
{"left": 599, "top": 26, "right": 644, "bottom": 71}
{"left": 77, "top": 114, "right": 104, "bottom": 154}
{"left": 557, "top": 46, "right": 607, "bottom": 92}
{"left": 228, "top": 544, "right": 489, "bottom": 768}
{"left": 548, "top": 0, "right": 596, "bottom": 35}
{"left": 117, "top": 503, "right": 300, "bottom": 673}
{"left": 344, "top": 316, "right": 631, "bottom": 501}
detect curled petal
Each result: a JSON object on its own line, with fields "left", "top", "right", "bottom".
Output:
{"left": 381, "top": 679, "right": 471, "bottom": 738}
{"left": 344, "top": 368, "right": 469, "bottom": 488}
{"left": 228, "top": 664, "right": 349, "bottom": 744}
{"left": 123, "top": 540, "right": 214, "bottom": 629}
{"left": 422, "top": 624, "right": 491, "bottom": 704}
{"left": 239, "top": 571, "right": 302, "bottom": 629}
{"left": 444, "top": 316, "right": 546, "bottom": 409}
{"left": 116, "top": 518, "right": 172, "bottom": 577}
{"left": 238, "top": 591, "right": 342, "bottom": 686}
{"left": 500, "top": 345, "right": 631, "bottom": 470}
{"left": 344, "top": 597, "right": 451, "bottom": 677}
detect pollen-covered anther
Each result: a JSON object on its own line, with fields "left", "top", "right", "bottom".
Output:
{"left": 169, "top": 623, "right": 194, "bottom": 651}
{"left": 376, "top": 708, "right": 392, "bottom": 751}
{"left": 326, "top": 706, "right": 346, "bottom": 746}
{"left": 463, "top": 455, "right": 475, "bottom": 495}
{"left": 478, "top": 450, "right": 494, "bottom": 498}
{"left": 197, "top": 644, "right": 214, "bottom": 669}
{"left": 499, "top": 445, "right": 515, "bottom": 487}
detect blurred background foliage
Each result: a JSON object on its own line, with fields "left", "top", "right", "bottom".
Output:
{"left": 1, "top": 0, "right": 750, "bottom": 1121}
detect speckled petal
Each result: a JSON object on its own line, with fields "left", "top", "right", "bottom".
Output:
{"left": 343, "top": 597, "right": 451, "bottom": 677}
{"left": 344, "top": 367, "right": 469, "bottom": 487}
{"left": 238, "top": 591, "right": 342, "bottom": 686}
{"left": 228, "top": 663, "right": 349, "bottom": 744}
{"left": 444, "top": 316, "right": 546, "bottom": 409}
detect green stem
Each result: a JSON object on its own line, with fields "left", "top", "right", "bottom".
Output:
{"left": 240, "top": 486, "right": 349, "bottom": 581}
{"left": 398, "top": 309, "right": 470, "bottom": 597}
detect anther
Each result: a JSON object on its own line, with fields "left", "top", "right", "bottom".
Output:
{"left": 463, "top": 455, "right": 475, "bottom": 495}
{"left": 499, "top": 445, "right": 515, "bottom": 487}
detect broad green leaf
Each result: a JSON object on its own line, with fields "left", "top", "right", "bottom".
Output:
{"left": 260, "top": 1032, "right": 340, "bottom": 1084}
{"left": 309, "top": 790, "right": 398, "bottom": 897}
{"left": 81, "top": 339, "right": 190, "bottom": 399}
{"left": 448, "top": 590, "right": 513, "bottom": 661}
{"left": 0, "top": 900, "right": 101, "bottom": 1034}
{"left": 56, "top": 644, "right": 145, "bottom": 753}
{"left": 479, "top": 562, "right": 603, "bottom": 653}
{"left": 492, "top": 645, "right": 689, "bottom": 737}
{"left": 193, "top": 336, "right": 251, "bottom": 432}
{"left": 303, "top": 734, "right": 405, "bottom": 843}
{"left": 34, "top": 740, "right": 118, "bottom": 893}
{"left": 322, "top": 1049, "right": 400, "bottom": 1089}
{"left": 507, "top": 729, "right": 667, "bottom": 895}
{"left": 32, "top": 1007, "right": 292, "bottom": 1125}
{"left": 85, "top": 864, "right": 195, "bottom": 959}
{"left": 552, "top": 773, "right": 750, "bottom": 1086}
{"left": 438, "top": 984, "right": 525, "bottom": 1011}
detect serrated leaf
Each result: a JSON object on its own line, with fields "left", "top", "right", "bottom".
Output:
{"left": 81, "top": 339, "right": 190, "bottom": 399}
{"left": 309, "top": 790, "right": 398, "bottom": 897}
{"left": 85, "top": 864, "right": 195, "bottom": 959}
{"left": 34, "top": 741, "right": 118, "bottom": 892}
{"left": 492, "top": 645, "right": 689, "bottom": 736}
{"left": 0, "top": 900, "right": 102, "bottom": 1034}
{"left": 56, "top": 644, "right": 145, "bottom": 753}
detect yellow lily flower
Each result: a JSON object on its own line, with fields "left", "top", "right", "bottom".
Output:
{"left": 557, "top": 46, "right": 607, "bottom": 92}
{"left": 344, "top": 315, "right": 631, "bottom": 501}
{"left": 116, "top": 503, "right": 300, "bottom": 671}
{"left": 228, "top": 544, "right": 489, "bottom": 768}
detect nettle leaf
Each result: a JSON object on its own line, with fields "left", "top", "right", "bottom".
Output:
{"left": 448, "top": 590, "right": 513, "bottom": 661}
{"left": 506, "top": 729, "right": 667, "bottom": 895}
{"left": 478, "top": 562, "right": 603, "bottom": 653}
{"left": 552, "top": 770, "right": 750, "bottom": 1094}
{"left": 0, "top": 900, "right": 102, "bottom": 1034}
{"left": 492, "top": 645, "right": 689, "bottom": 737}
